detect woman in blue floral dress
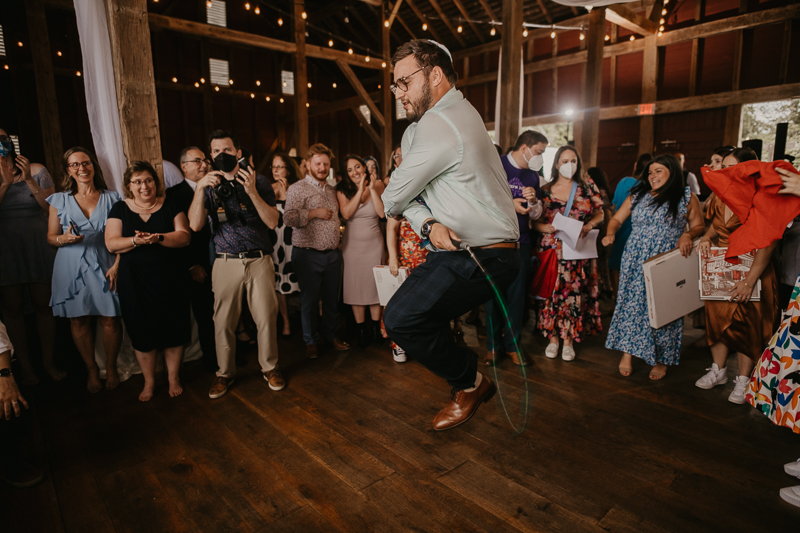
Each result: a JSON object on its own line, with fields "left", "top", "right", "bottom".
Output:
{"left": 603, "top": 155, "right": 705, "bottom": 380}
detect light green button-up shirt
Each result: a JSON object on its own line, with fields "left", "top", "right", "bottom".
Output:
{"left": 382, "top": 87, "right": 519, "bottom": 249}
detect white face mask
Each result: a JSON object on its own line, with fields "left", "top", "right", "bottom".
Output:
{"left": 522, "top": 147, "right": 544, "bottom": 172}
{"left": 559, "top": 161, "right": 577, "bottom": 179}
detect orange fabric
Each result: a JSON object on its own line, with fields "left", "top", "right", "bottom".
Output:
{"left": 701, "top": 160, "right": 800, "bottom": 260}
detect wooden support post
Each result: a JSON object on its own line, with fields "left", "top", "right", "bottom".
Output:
{"left": 779, "top": 19, "right": 792, "bottom": 84}
{"left": 609, "top": 54, "right": 617, "bottom": 106}
{"left": 294, "top": 0, "right": 309, "bottom": 157}
{"left": 25, "top": 0, "right": 64, "bottom": 178}
{"left": 689, "top": 38, "right": 699, "bottom": 96}
{"left": 498, "top": 0, "right": 523, "bottom": 152}
{"left": 724, "top": 104, "right": 742, "bottom": 146}
{"left": 382, "top": 3, "right": 393, "bottom": 166}
{"left": 579, "top": 7, "right": 605, "bottom": 167}
{"left": 336, "top": 61, "right": 386, "bottom": 129}
{"left": 732, "top": 30, "right": 743, "bottom": 91}
{"left": 103, "top": 0, "right": 163, "bottom": 174}
{"left": 638, "top": 34, "right": 658, "bottom": 156}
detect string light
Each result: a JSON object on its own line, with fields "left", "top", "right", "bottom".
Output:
{"left": 381, "top": 61, "right": 387, "bottom": 68}
{"left": 172, "top": 77, "right": 178, "bottom": 82}
{"left": 254, "top": 6, "right": 259, "bottom": 14}
{"left": 3, "top": 65, "right": 8, "bottom": 70}
{"left": 229, "top": 79, "right": 233, "bottom": 85}
{"left": 384, "top": 20, "right": 389, "bottom": 27}
{"left": 279, "top": 98, "right": 284, "bottom": 103}
{"left": 206, "top": 0, "right": 212, "bottom": 7}
{"left": 604, "top": 34, "right": 610, "bottom": 41}
{"left": 550, "top": 30, "right": 556, "bottom": 38}
{"left": 256, "top": 80, "right": 261, "bottom": 86}
{"left": 18, "top": 42, "right": 23, "bottom": 47}
{"left": 490, "top": 27, "right": 496, "bottom": 36}
{"left": 329, "top": 40, "right": 334, "bottom": 47}
{"left": 658, "top": 31, "right": 663, "bottom": 37}
{"left": 579, "top": 33, "right": 584, "bottom": 41}
{"left": 629, "top": 35, "right": 635, "bottom": 41}
{"left": 245, "top": 3, "right": 250, "bottom": 10}
{"left": 195, "top": 82, "right": 200, "bottom": 87}
{"left": 214, "top": 86, "right": 219, "bottom": 91}
{"left": 348, "top": 48, "right": 353, "bottom": 54}
{"left": 250, "top": 93, "right": 255, "bottom": 98}
{"left": 200, "top": 78, "right": 205, "bottom": 83}
{"left": 76, "top": 71, "right": 82, "bottom": 76}
{"left": 277, "top": 18, "right": 283, "bottom": 26}
{"left": 662, "top": 8, "right": 667, "bottom": 15}
{"left": 378, "top": 84, "right": 381, "bottom": 89}
{"left": 301, "top": 11, "right": 307, "bottom": 19}
{"left": 422, "top": 23, "right": 427, "bottom": 31}
{"left": 659, "top": 25, "right": 665, "bottom": 32}
{"left": 306, "top": 102, "right": 310, "bottom": 107}
{"left": 333, "top": 83, "right": 337, "bottom": 88}
{"left": 307, "top": 82, "right": 312, "bottom": 88}
{"left": 523, "top": 29, "right": 528, "bottom": 37}
{"left": 266, "top": 96, "right": 271, "bottom": 101}
{"left": 660, "top": 18, "right": 665, "bottom": 24}
{"left": 365, "top": 55, "right": 370, "bottom": 62}
{"left": 57, "top": 51, "right": 62, "bottom": 56}
{"left": 457, "top": 25, "right": 463, "bottom": 33}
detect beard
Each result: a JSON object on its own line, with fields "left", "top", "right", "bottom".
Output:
{"left": 405, "top": 79, "right": 433, "bottom": 123}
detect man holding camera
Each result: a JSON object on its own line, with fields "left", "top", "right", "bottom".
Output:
{"left": 188, "top": 130, "right": 282, "bottom": 399}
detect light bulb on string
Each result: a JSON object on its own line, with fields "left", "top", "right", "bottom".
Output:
{"left": 277, "top": 18, "right": 283, "bottom": 26}
{"left": 523, "top": 29, "right": 528, "bottom": 37}
{"left": 76, "top": 71, "right": 81, "bottom": 77}
{"left": 384, "top": 20, "right": 389, "bottom": 27}
{"left": 348, "top": 48, "right": 353, "bottom": 54}
{"left": 279, "top": 98, "right": 284, "bottom": 103}
{"left": 579, "top": 33, "right": 584, "bottom": 41}
{"left": 256, "top": 80, "right": 261, "bottom": 86}
{"left": 229, "top": 79, "right": 234, "bottom": 85}
{"left": 245, "top": 3, "right": 250, "bottom": 10}
{"left": 550, "top": 31, "right": 556, "bottom": 38}
{"left": 206, "top": 0, "right": 212, "bottom": 7}
{"left": 200, "top": 78, "right": 205, "bottom": 83}
{"left": 254, "top": 6, "right": 259, "bottom": 14}
{"left": 660, "top": 18, "right": 665, "bottom": 24}
{"left": 365, "top": 55, "right": 370, "bottom": 62}
{"left": 214, "top": 86, "right": 219, "bottom": 91}
{"left": 422, "top": 23, "right": 427, "bottom": 31}
{"left": 172, "top": 77, "right": 178, "bottom": 83}
{"left": 662, "top": 8, "right": 667, "bottom": 15}
{"left": 266, "top": 96, "right": 271, "bottom": 101}
{"left": 332, "top": 83, "right": 337, "bottom": 88}
{"left": 629, "top": 35, "right": 635, "bottom": 41}
{"left": 329, "top": 40, "right": 334, "bottom": 47}
{"left": 457, "top": 25, "right": 463, "bottom": 33}
{"left": 604, "top": 34, "right": 610, "bottom": 41}
{"left": 307, "top": 82, "right": 312, "bottom": 88}
{"left": 490, "top": 27, "right": 495, "bottom": 36}
{"left": 381, "top": 61, "right": 386, "bottom": 68}
{"left": 250, "top": 93, "right": 254, "bottom": 98}
{"left": 195, "top": 82, "right": 200, "bottom": 87}
{"left": 57, "top": 51, "right": 62, "bottom": 56}
{"left": 658, "top": 31, "right": 663, "bottom": 37}
{"left": 301, "top": 12, "right": 306, "bottom": 19}
{"left": 659, "top": 25, "right": 665, "bottom": 32}
{"left": 306, "top": 103, "right": 309, "bottom": 108}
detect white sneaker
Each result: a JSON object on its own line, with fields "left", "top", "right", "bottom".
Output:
{"left": 561, "top": 345, "right": 576, "bottom": 362}
{"left": 695, "top": 363, "right": 729, "bottom": 389}
{"left": 727, "top": 375, "right": 749, "bottom": 404}
{"left": 392, "top": 346, "right": 407, "bottom": 363}
{"left": 779, "top": 485, "right": 800, "bottom": 508}
{"left": 545, "top": 343, "right": 559, "bottom": 359}
{"left": 785, "top": 459, "right": 800, "bottom": 479}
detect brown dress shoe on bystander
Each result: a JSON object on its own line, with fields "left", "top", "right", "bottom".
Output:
{"left": 432, "top": 375, "right": 495, "bottom": 431}
{"left": 208, "top": 376, "right": 234, "bottom": 399}
{"left": 263, "top": 369, "right": 285, "bottom": 391}
{"left": 506, "top": 350, "right": 529, "bottom": 366}
{"left": 306, "top": 344, "right": 318, "bottom": 359}
{"left": 482, "top": 351, "right": 498, "bottom": 366}
{"left": 331, "top": 338, "right": 350, "bottom": 351}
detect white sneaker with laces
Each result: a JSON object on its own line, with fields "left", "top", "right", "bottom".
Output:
{"left": 779, "top": 485, "right": 800, "bottom": 508}
{"left": 561, "top": 345, "right": 576, "bottom": 362}
{"left": 392, "top": 346, "right": 407, "bottom": 363}
{"left": 695, "top": 363, "right": 729, "bottom": 389}
{"left": 785, "top": 459, "right": 800, "bottom": 479}
{"left": 727, "top": 375, "right": 749, "bottom": 404}
{"left": 545, "top": 343, "right": 559, "bottom": 359}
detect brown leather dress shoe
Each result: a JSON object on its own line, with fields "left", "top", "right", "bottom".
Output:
{"left": 482, "top": 351, "right": 498, "bottom": 366}
{"left": 208, "top": 376, "right": 234, "bottom": 399}
{"left": 306, "top": 344, "right": 318, "bottom": 359}
{"left": 506, "top": 350, "right": 529, "bottom": 366}
{"left": 331, "top": 338, "right": 350, "bottom": 351}
{"left": 263, "top": 369, "right": 285, "bottom": 391}
{"left": 432, "top": 376, "right": 494, "bottom": 431}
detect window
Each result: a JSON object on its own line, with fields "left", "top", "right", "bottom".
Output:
{"left": 206, "top": 0, "right": 227, "bottom": 28}
{"left": 0, "top": 25, "right": 6, "bottom": 56}
{"left": 209, "top": 58, "right": 229, "bottom": 87}
{"left": 395, "top": 98, "right": 406, "bottom": 121}
{"left": 741, "top": 99, "right": 800, "bottom": 161}
{"left": 281, "top": 70, "right": 294, "bottom": 95}
{"left": 359, "top": 104, "right": 371, "bottom": 125}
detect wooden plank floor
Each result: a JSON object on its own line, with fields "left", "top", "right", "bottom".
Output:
{"left": 4, "top": 309, "right": 800, "bottom": 532}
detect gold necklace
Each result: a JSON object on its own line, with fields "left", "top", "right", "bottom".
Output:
{"left": 133, "top": 198, "right": 157, "bottom": 210}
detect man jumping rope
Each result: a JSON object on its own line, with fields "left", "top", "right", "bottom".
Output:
{"left": 382, "top": 40, "right": 520, "bottom": 431}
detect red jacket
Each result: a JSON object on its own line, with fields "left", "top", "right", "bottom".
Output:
{"left": 702, "top": 160, "right": 800, "bottom": 260}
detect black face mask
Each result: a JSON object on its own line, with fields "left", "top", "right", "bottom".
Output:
{"left": 213, "top": 152, "right": 239, "bottom": 173}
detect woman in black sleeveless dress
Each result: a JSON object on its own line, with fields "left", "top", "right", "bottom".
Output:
{"left": 105, "top": 161, "right": 191, "bottom": 401}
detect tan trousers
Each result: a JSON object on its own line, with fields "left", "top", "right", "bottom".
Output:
{"left": 212, "top": 254, "right": 278, "bottom": 377}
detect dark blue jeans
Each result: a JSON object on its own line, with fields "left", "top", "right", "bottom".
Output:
{"left": 384, "top": 248, "right": 519, "bottom": 390}
{"left": 293, "top": 247, "right": 342, "bottom": 345}
{"left": 486, "top": 243, "right": 533, "bottom": 353}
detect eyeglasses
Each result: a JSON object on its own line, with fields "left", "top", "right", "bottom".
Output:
{"left": 390, "top": 67, "right": 428, "bottom": 94}
{"left": 68, "top": 161, "right": 93, "bottom": 169}
{"left": 392, "top": 154, "right": 402, "bottom": 161}
{"left": 271, "top": 165, "right": 287, "bottom": 171}
{"left": 130, "top": 178, "right": 155, "bottom": 187}
{"left": 182, "top": 158, "right": 205, "bottom": 166}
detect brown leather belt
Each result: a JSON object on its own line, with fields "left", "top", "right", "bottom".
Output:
{"left": 473, "top": 242, "right": 518, "bottom": 250}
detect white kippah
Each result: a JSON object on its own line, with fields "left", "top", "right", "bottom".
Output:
{"left": 427, "top": 39, "right": 453, "bottom": 63}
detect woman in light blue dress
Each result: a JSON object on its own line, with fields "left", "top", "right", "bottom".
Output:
{"left": 47, "top": 148, "right": 123, "bottom": 393}
{"left": 603, "top": 155, "right": 704, "bottom": 380}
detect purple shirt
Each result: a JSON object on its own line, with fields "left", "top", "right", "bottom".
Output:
{"left": 502, "top": 154, "right": 540, "bottom": 244}
{"left": 203, "top": 174, "right": 277, "bottom": 254}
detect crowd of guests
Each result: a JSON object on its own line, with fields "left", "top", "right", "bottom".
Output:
{"left": 2, "top": 123, "right": 800, "bottom": 498}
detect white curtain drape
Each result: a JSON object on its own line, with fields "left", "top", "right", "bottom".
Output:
{"left": 494, "top": 49, "right": 525, "bottom": 146}
{"left": 73, "top": 0, "right": 127, "bottom": 193}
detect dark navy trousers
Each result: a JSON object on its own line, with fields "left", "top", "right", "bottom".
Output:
{"left": 384, "top": 248, "right": 519, "bottom": 390}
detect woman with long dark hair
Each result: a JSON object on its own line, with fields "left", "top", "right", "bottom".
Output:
{"left": 532, "top": 145, "right": 604, "bottom": 361}
{"left": 0, "top": 127, "right": 59, "bottom": 385}
{"left": 695, "top": 147, "right": 780, "bottom": 404}
{"left": 47, "top": 148, "right": 123, "bottom": 392}
{"left": 268, "top": 151, "right": 302, "bottom": 337}
{"left": 337, "top": 155, "right": 386, "bottom": 348}
{"left": 603, "top": 154, "right": 704, "bottom": 379}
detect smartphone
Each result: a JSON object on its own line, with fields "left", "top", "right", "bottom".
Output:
{"left": 69, "top": 222, "right": 81, "bottom": 236}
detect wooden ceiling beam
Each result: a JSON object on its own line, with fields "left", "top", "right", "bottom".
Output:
{"left": 451, "top": 0, "right": 485, "bottom": 43}
{"left": 606, "top": 4, "right": 658, "bottom": 35}
{"left": 404, "top": 0, "right": 446, "bottom": 44}
{"left": 336, "top": 59, "right": 386, "bottom": 128}
{"left": 387, "top": 0, "right": 404, "bottom": 28}
{"left": 477, "top": 0, "right": 499, "bottom": 22}
{"left": 536, "top": 0, "right": 553, "bottom": 25}
{"left": 308, "top": 92, "right": 381, "bottom": 117}
{"left": 350, "top": 107, "right": 383, "bottom": 149}
{"left": 426, "top": 0, "right": 467, "bottom": 47}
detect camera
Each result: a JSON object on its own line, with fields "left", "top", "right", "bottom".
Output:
{"left": 214, "top": 179, "right": 236, "bottom": 201}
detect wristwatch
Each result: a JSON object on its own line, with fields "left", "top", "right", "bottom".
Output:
{"left": 420, "top": 219, "right": 439, "bottom": 240}
{"left": 0, "top": 368, "right": 13, "bottom": 378}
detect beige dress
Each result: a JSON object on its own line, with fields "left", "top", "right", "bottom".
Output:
{"left": 342, "top": 199, "right": 385, "bottom": 305}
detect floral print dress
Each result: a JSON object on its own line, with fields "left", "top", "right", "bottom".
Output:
{"left": 605, "top": 187, "right": 691, "bottom": 366}
{"left": 747, "top": 273, "right": 800, "bottom": 434}
{"left": 536, "top": 179, "right": 604, "bottom": 342}
{"left": 387, "top": 218, "right": 429, "bottom": 349}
